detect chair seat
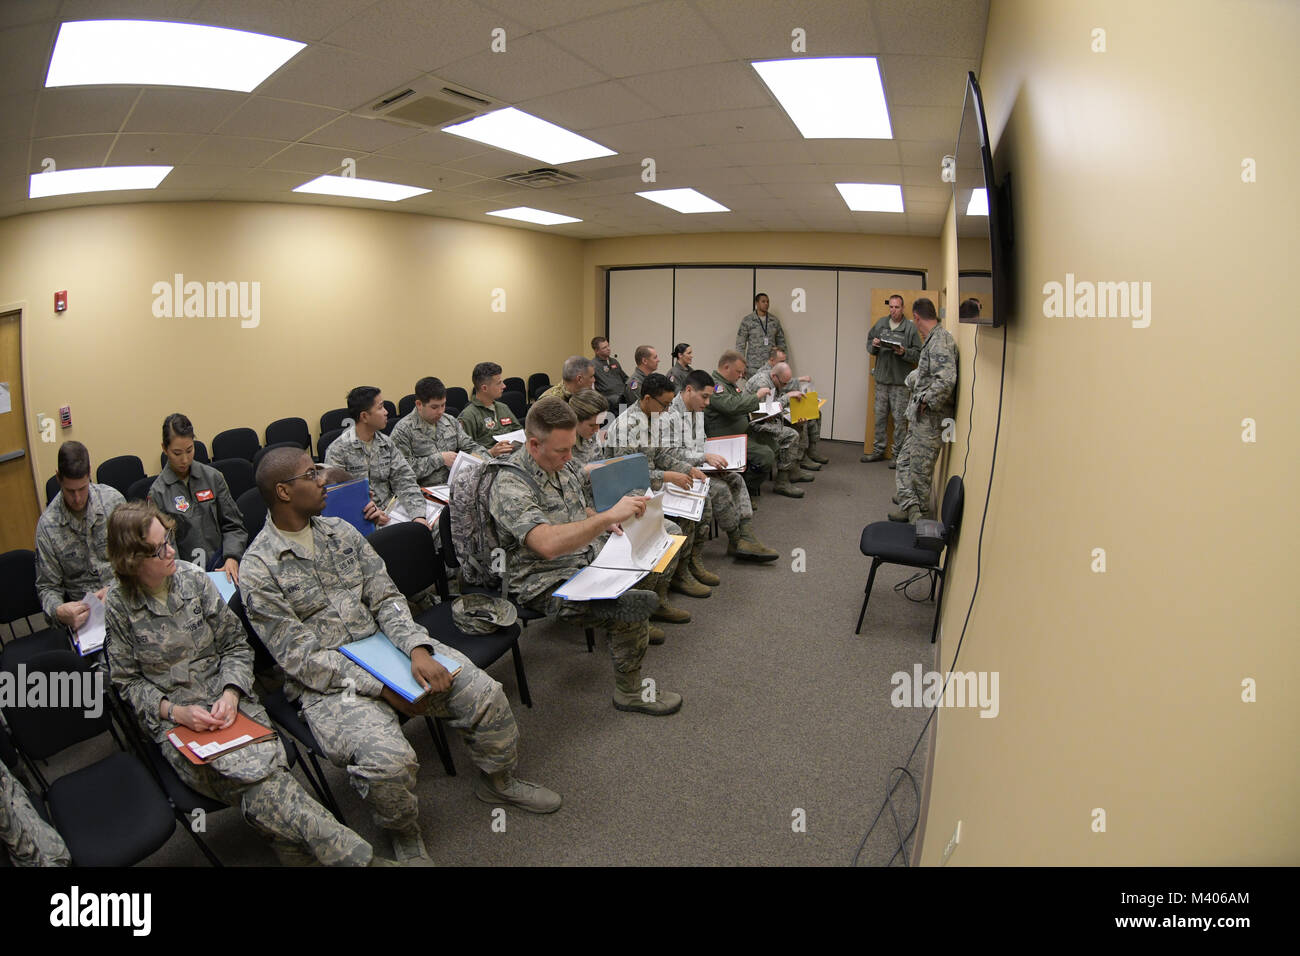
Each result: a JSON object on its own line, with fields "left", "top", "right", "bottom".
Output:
{"left": 860, "top": 521, "right": 943, "bottom": 568}
{"left": 0, "top": 627, "right": 71, "bottom": 666}
{"left": 142, "top": 741, "right": 227, "bottom": 814}
{"left": 263, "top": 689, "right": 324, "bottom": 754}
{"left": 48, "top": 751, "right": 176, "bottom": 866}
{"left": 413, "top": 604, "right": 522, "bottom": 671}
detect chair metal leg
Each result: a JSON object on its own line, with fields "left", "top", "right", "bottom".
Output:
{"left": 927, "top": 569, "right": 938, "bottom": 600}
{"left": 510, "top": 644, "right": 532, "bottom": 708}
{"left": 585, "top": 627, "right": 595, "bottom": 652}
{"left": 930, "top": 571, "right": 947, "bottom": 644}
{"left": 855, "top": 559, "right": 882, "bottom": 634}
{"left": 425, "top": 716, "right": 456, "bottom": 776}
{"left": 184, "top": 823, "right": 223, "bottom": 866}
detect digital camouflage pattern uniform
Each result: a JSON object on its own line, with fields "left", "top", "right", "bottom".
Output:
{"left": 239, "top": 517, "right": 519, "bottom": 833}
{"left": 736, "top": 310, "right": 787, "bottom": 374}
{"left": 867, "top": 315, "right": 923, "bottom": 456}
{"left": 660, "top": 395, "right": 752, "bottom": 533}
{"left": 895, "top": 325, "right": 958, "bottom": 519}
{"left": 0, "top": 760, "right": 70, "bottom": 866}
{"left": 703, "top": 369, "right": 776, "bottom": 478}
{"left": 488, "top": 446, "right": 660, "bottom": 687}
{"left": 324, "top": 423, "right": 426, "bottom": 521}
{"left": 34, "top": 482, "right": 125, "bottom": 620}
{"left": 457, "top": 395, "right": 523, "bottom": 451}
{"left": 390, "top": 409, "right": 477, "bottom": 486}
{"left": 571, "top": 431, "right": 604, "bottom": 467}
{"left": 149, "top": 460, "right": 247, "bottom": 571}
{"left": 106, "top": 561, "right": 372, "bottom": 865}
{"left": 744, "top": 367, "right": 801, "bottom": 470}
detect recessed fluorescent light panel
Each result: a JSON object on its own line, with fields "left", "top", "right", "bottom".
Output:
{"left": 293, "top": 175, "right": 430, "bottom": 202}
{"left": 835, "top": 183, "right": 904, "bottom": 213}
{"left": 966, "top": 188, "right": 989, "bottom": 216}
{"left": 45, "top": 20, "right": 305, "bottom": 92}
{"left": 752, "top": 57, "right": 893, "bottom": 139}
{"left": 636, "top": 188, "right": 730, "bottom": 214}
{"left": 487, "top": 207, "right": 582, "bottom": 225}
{"left": 29, "top": 165, "right": 172, "bottom": 198}
{"left": 442, "top": 108, "right": 616, "bottom": 165}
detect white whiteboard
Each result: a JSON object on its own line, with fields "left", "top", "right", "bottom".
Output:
{"left": 607, "top": 268, "right": 673, "bottom": 374}
{"left": 672, "top": 268, "right": 754, "bottom": 377}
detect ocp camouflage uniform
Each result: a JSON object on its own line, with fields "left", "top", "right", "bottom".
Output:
{"left": 540, "top": 382, "right": 574, "bottom": 403}
{"left": 149, "top": 460, "right": 247, "bottom": 570}
{"left": 105, "top": 562, "right": 372, "bottom": 865}
{"left": 1, "top": 760, "right": 69, "bottom": 866}
{"left": 488, "top": 446, "right": 661, "bottom": 682}
{"left": 34, "top": 482, "right": 124, "bottom": 620}
{"left": 390, "top": 409, "right": 477, "bottom": 486}
{"left": 868, "top": 314, "right": 923, "bottom": 456}
{"left": 457, "top": 395, "right": 523, "bottom": 451}
{"left": 239, "top": 518, "right": 520, "bottom": 833}
{"left": 324, "top": 423, "right": 426, "bottom": 521}
{"left": 895, "top": 325, "right": 958, "bottom": 518}
{"left": 744, "top": 367, "right": 801, "bottom": 469}
{"left": 661, "top": 395, "right": 752, "bottom": 533}
{"left": 736, "top": 309, "right": 787, "bottom": 373}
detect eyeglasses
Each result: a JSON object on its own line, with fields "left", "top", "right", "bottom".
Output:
{"left": 151, "top": 533, "right": 176, "bottom": 560}
{"left": 279, "top": 467, "right": 321, "bottom": 485}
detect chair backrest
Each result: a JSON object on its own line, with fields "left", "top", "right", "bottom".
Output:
{"left": 226, "top": 591, "right": 279, "bottom": 680}
{"left": 367, "top": 522, "right": 441, "bottom": 601}
{"left": 503, "top": 376, "right": 526, "bottom": 395}
{"left": 940, "top": 476, "right": 965, "bottom": 539}
{"left": 212, "top": 427, "right": 260, "bottom": 462}
{"left": 264, "top": 417, "right": 310, "bottom": 449}
{"left": 398, "top": 393, "right": 416, "bottom": 418}
{"left": 501, "top": 390, "right": 528, "bottom": 421}
{"left": 96, "top": 455, "right": 146, "bottom": 496}
{"left": 253, "top": 441, "right": 304, "bottom": 471}
{"left": 445, "top": 387, "right": 469, "bottom": 414}
{"left": 317, "top": 427, "right": 345, "bottom": 460}
{"left": 319, "top": 408, "right": 349, "bottom": 434}
{"left": 45, "top": 474, "right": 60, "bottom": 505}
{"left": 158, "top": 439, "right": 209, "bottom": 470}
{"left": 126, "top": 474, "right": 157, "bottom": 502}
{"left": 0, "top": 649, "right": 111, "bottom": 760}
{"left": 236, "top": 487, "right": 268, "bottom": 540}
{"left": 527, "top": 373, "right": 551, "bottom": 401}
{"left": 0, "top": 549, "right": 42, "bottom": 625}
{"left": 212, "top": 457, "right": 255, "bottom": 500}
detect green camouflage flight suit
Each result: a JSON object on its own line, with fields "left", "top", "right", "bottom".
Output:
{"left": 149, "top": 460, "right": 247, "bottom": 571}
{"left": 457, "top": 395, "right": 523, "bottom": 451}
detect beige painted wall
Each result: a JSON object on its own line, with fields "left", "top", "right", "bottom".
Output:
{"left": 0, "top": 201, "right": 584, "bottom": 488}
{"left": 923, "top": 0, "right": 1299, "bottom": 864}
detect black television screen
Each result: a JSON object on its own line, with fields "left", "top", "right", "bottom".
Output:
{"left": 954, "top": 72, "right": 1009, "bottom": 327}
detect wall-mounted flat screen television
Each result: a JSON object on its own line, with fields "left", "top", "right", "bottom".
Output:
{"left": 955, "top": 72, "right": 1011, "bottom": 327}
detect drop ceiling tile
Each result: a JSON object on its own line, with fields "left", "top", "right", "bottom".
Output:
{"left": 443, "top": 149, "right": 561, "bottom": 178}
{"left": 880, "top": 55, "right": 978, "bottom": 108}
{"left": 262, "top": 143, "right": 357, "bottom": 174}
{"left": 376, "top": 129, "right": 486, "bottom": 165}
{"left": 323, "top": 0, "right": 530, "bottom": 74}
{"left": 0, "top": 0, "right": 59, "bottom": 29}
{"left": 692, "top": 0, "right": 877, "bottom": 59}
{"left": 306, "top": 114, "right": 423, "bottom": 152}
{"left": 189, "top": 0, "right": 372, "bottom": 42}
{"left": 891, "top": 106, "right": 964, "bottom": 142}
{"left": 123, "top": 89, "right": 249, "bottom": 135}
{"left": 680, "top": 106, "right": 794, "bottom": 143}
{"left": 350, "top": 155, "right": 477, "bottom": 189}
{"left": 30, "top": 134, "right": 116, "bottom": 171}
{"left": 583, "top": 116, "right": 704, "bottom": 152}
{"left": 621, "top": 62, "right": 775, "bottom": 116}
{"left": 898, "top": 140, "right": 952, "bottom": 166}
{"left": 56, "top": 0, "right": 203, "bottom": 19}
{"left": 107, "top": 132, "right": 204, "bottom": 165}
{"left": 439, "top": 33, "right": 606, "bottom": 102}
{"left": 716, "top": 139, "right": 812, "bottom": 166}
{"left": 545, "top": 0, "right": 729, "bottom": 77}
{"left": 745, "top": 164, "right": 829, "bottom": 184}
{"left": 154, "top": 165, "right": 250, "bottom": 190}
{"left": 446, "top": 178, "right": 536, "bottom": 199}
{"left": 901, "top": 164, "right": 948, "bottom": 187}
{"left": 191, "top": 136, "right": 290, "bottom": 167}
{"left": 803, "top": 139, "right": 901, "bottom": 165}
{"left": 762, "top": 182, "right": 842, "bottom": 200}
{"left": 873, "top": 0, "right": 988, "bottom": 59}
{"left": 520, "top": 81, "right": 660, "bottom": 133}
{"left": 0, "top": 21, "right": 57, "bottom": 93}
{"left": 902, "top": 185, "right": 952, "bottom": 204}
{"left": 256, "top": 46, "right": 422, "bottom": 111}
{"left": 216, "top": 97, "right": 343, "bottom": 140}
{"left": 34, "top": 88, "right": 138, "bottom": 137}
{"left": 819, "top": 163, "right": 905, "bottom": 183}
{"left": 0, "top": 91, "right": 37, "bottom": 140}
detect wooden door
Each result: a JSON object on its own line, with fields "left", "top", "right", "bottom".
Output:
{"left": 0, "top": 309, "right": 41, "bottom": 552}
{"left": 864, "top": 288, "right": 927, "bottom": 456}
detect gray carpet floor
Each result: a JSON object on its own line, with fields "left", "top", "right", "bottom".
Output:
{"left": 26, "top": 441, "right": 942, "bottom": 867}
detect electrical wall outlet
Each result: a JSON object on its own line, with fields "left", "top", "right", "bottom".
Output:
{"left": 940, "top": 819, "right": 962, "bottom": 865}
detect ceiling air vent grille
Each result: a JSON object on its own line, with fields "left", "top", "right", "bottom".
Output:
{"left": 499, "top": 168, "right": 584, "bottom": 188}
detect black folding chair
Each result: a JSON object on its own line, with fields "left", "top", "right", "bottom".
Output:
{"left": 501, "top": 390, "right": 528, "bottom": 422}
{"left": 2, "top": 650, "right": 175, "bottom": 866}
{"left": 264, "top": 417, "right": 310, "bottom": 450}
{"left": 96, "top": 455, "right": 145, "bottom": 496}
{"left": 213, "top": 458, "right": 255, "bottom": 500}
{"left": 319, "top": 408, "right": 349, "bottom": 435}
{"left": 212, "top": 427, "right": 260, "bottom": 462}
{"left": 445, "top": 388, "right": 469, "bottom": 416}
{"left": 236, "top": 487, "right": 268, "bottom": 540}
{"left": 398, "top": 394, "right": 417, "bottom": 418}
{"left": 317, "top": 427, "right": 344, "bottom": 461}
{"left": 527, "top": 373, "right": 551, "bottom": 402}
{"left": 381, "top": 400, "right": 398, "bottom": 436}
{"left": 503, "top": 376, "right": 526, "bottom": 395}
{"left": 855, "top": 477, "right": 965, "bottom": 644}
{"left": 126, "top": 474, "right": 157, "bottom": 502}
{"left": 0, "top": 549, "right": 70, "bottom": 658}
{"left": 45, "top": 474, "right": 60, "bottom": 505}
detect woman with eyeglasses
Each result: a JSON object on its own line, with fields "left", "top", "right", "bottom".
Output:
{"left": 567, "top": 389, "right": 610, "bottom": 470}
{"left": 667, "top": 343, "right": 694, "bottom": 391}
{"left": 103, "top": 501, "right": 387, "bottom": 867}
{"left": 149, "top": 413, "right": 246, "bottom": 583}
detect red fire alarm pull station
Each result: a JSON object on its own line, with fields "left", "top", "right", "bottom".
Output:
{"left": 54, "top": 290, "right": 67, "bottom": 312}
{"left": 59, "top": 405, "right": 72, "bottom": 428}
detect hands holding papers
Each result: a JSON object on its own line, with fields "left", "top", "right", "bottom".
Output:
{"left": 604, "top": 494, "right": 648, "bottom": 536}
{"left": 555, "top": 492, "right": 685, "bottom": 601}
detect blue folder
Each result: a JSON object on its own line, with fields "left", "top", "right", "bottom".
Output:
{"left": 323, "top": 477, "right": 375, "bottom": 536}
{"left": 205, "top": 571, "right": 237, "bottom": 603}
{"left": 338, "top": 632, "right": 462, "bottom": 703}
{"left": 588, "top": 453, "right": 651, "bottom": 512}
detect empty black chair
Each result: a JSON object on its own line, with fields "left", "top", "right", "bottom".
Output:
{"left": 265, "top": 417, "right": 310, "bottom": 450}
{"left": 0, "top": 549, "right": 69, "bottom": 658}
{"left": 445, "top": 388, "right": 469, "bottom": 415}
{"left": 159, "top": 439, "right": 208, "bottom": 470}
{"left": 212, "top": 427, "right": 260, "bottom": 462}
{"left": 45, "top": 474, "right": 60, "bottom": 505}
{"left": 126, "top": 474, "right": 157, "bottom": 502}
{"left": 855, "top": 476, "right": 965, "bottom": 644}
{"left": 96, "top": 455, "right": 145, "bottom": 497}
{"left": 317, "top": 427, "right": 344, "bottom": 461}
{"left": 381, "top": 400, "right": 398, "bottom": 436}
{"left": 237, "top": 487, "right": 268, "bottom": 540}
{"left": 2, "top": 649, "right": 175, "bottom": 866}
{"left": 527, "top": 373, "right": 551, "bottom": 401}
{"left": 501, "top": 390, "right": 528, "bottom": 422}
{"left": 212, "top": 457, "right": 255, "bottom": 500}
{"left": 319, "top": 408, "right": 349, "bottom": 435}
{"left": 503, "top": 376, "right": 526, "bottom": 395}
{"left": 398, "top": 394, "right": 417, "bottom": 418}
{"left": 253, "top": 441, "right": 304, "bottom": 471}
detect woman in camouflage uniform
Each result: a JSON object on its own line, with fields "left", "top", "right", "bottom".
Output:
{"left": 568, "top": 389, "right": 610, "bottom": 469}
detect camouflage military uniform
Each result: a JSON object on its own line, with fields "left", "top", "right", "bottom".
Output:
{"left": 744, "top": 367, "right": 801, "bottom": 470}
{"left": 390, "top": 409, "right": 477, "bottom": 486}
{"left": 593, "top": 355, "right": 632, "bottom": 409}
{"left": 324, "top": 423, "right": 425, "bottom": 521}
{"left": 239, "top": 517, "right": 519, "bottom": 832}
{"left": 539, "top": 382, "right": 574, "bottom": 403}
{"left": 106, "top": 561, "right": 373, "bottom": 865}
{"left": 458, "top": 395, "right": 523, "bottom": 451}
{"left": 736, "top": 309, "right": 787, "bottom": 374}
{"left": 703, "top": 370, "right": 776, "bottom": 478}
{"left": 895, "top": 326, "right": 958, "bottom": 518}
{"left": 867, "top": 315, "right": 923, "bottom": 456}
{"left": 149, "top": 460, "right": 247, "bottom": 570}
{"left": 34, "top": 482, "right": 124, "bottom": 620}
{"left": 1, "top": 760, "right": 70, "bottom": 866}
{"left": 488, "top": 446, "right": 658, "bottom": 680}
{"left": 571, "top": 431, "right": 604, "bottom": 466}
{"left": 661, "top": 395, "right": 751, "bottom": 533}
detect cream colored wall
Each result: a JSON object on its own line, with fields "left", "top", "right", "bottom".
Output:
{"left": 0, "top": 201, "right": 583, "bottom": 489}
{"left": 581, "top": 232, "right": 943, "bottom": 345}
{"left": 924, "top": 0, "right": 1299, "bottom": 864}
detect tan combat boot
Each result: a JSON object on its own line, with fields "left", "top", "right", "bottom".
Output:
{"left": 806, "top": 434, "right": 830, "bottom": 464}
{"left": 773, "top": 468, "right": 805, "bottom": 498}
{"left": 799, "top": 455, "right": 822, "bottom": 471}
{"left": 726, "top": 520, "right": 779, "bottom": 562}
{"left": 669, "top": 559, "right": 711, "bottom": 598}
{"left": 789, "top": 461, "right": 815, "bottom": 482}
{"left": 688, "top": 534, "right": 720, "bottom": 586}
{"left": 613, "top": 670, "right": 683, "bottom": 715}
{"left": 650, "top": 576, "right": 691, "bottom": 623}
